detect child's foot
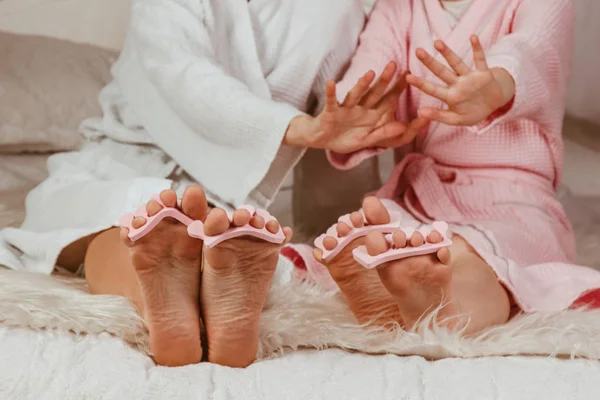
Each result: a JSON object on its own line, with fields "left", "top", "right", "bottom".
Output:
{"left": 201, "top": 208, "right": 292, "bottom": 368}
{"left": 313, "top": 197, "right": 402, "bottom": 326}
{"left": 366, "top": 229, "right": 457, "bottom": 329}
{"left": 120, "top": 186, "right": 208, "bottom": 367}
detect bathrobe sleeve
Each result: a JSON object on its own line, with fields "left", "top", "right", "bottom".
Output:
{"left": 334, "top": 0, "right": 408, "bottom": 101}
{"left": 122, "top": 0, "right": 303, "bottom": 206}
{"left": 327, "top": 0, "right": 409, "bottom": 170}
{"left": 472, "top": 0, "right": 574, "bottom": 134}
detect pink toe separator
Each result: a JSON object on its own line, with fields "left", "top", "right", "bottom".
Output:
{"left": 118, "top": 194, "right": 193, "bottom": 242}
{"left": 352, "top": 221, "right": 453, "bottom": 270}
{"left": 313, "top": 209, "right": 404, "bottom": 262}
{"left": 188, "top": 206, "right": 285, "bottom": 248}
{"left": 119, "top": 195, "right": 285, "bottom": 247}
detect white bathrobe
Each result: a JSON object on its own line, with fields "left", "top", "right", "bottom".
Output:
{"left": 0, "top": 0, "right": 369, "bottom": 274}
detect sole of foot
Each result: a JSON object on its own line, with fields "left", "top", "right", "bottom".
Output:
{"left": 366, "top": 228, "right": 457, "bottom": 330}
{"left": 120, "top": 185, "right": 207, "bottom": 367}
{"left": 313, "top": 196, "right": 403, "bottom": 326}
{"left": 200, "top": 207, "right": 292, "bottom": 368}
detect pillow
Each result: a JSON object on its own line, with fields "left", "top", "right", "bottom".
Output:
{"left": 0, "top": 31, "right": 117, "bottom": 153}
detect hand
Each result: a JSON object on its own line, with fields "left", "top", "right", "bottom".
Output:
{"left": 406, "top": 35, "right": 516, "bottom": 126}
{"left": 286, "top": 62, "right": 428, "bottom": 153}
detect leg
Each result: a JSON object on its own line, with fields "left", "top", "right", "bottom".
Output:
{"left": 313, "top": 197, "right": 401, "bottom": 326}
{"left": 200, "top": 208, "right": 293, "bottom": 368}
{"left": 85, "top": 186, "right": 208, "bottom": 366}
{"left": 369, "top": 232, "right": 511, "bottom": 334}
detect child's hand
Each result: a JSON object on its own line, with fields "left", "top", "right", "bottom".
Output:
{"left": 407, "top": 35, "right": 515, "bottom": 126}
{"left": 287, "top": 62, "right": 429, "bottom": 154}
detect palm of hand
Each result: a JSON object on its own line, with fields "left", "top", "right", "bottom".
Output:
{"left": 446, "top": 71, "right": 505, "bottom": 125}
{"left": 310, "top": 63, "right": 409, "bottom": 154}
{"left": 406, "top": 36, "right": 514, "bottom": 126}
{"left": 317, "top": 99, "right": 395, "bottom": 153}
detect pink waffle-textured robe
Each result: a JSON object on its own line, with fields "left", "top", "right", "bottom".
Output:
{"left": 285, "top": 0, "right": 600, "bottom": 312}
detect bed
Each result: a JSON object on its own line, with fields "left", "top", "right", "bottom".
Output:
{"left": 2, "top": 1, "right": 600, "bottom": 399}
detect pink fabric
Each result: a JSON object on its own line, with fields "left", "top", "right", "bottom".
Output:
{"left": 314, "top": 0, "right": 600, "bottom": 312}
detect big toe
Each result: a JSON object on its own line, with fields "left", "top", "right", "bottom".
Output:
{"left": 181, "top": 185, "right": 208, "bottom": 221}
{"left": 365, "top": 231, "right": 389, "bottom": 256}
{"left": 204, "top": 208, "right": 230, "bottom": 236}
{"left": 362, "top": 196, "right": 390, "bottom": 225}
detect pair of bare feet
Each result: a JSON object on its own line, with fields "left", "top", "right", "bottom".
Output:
{"left": 121, "top": 186, "right": 292, "bottom": 368}
{"left": 314, "top": 196, "right": 456, "bottom": 329}
{"left": 124, "top": 187, "right": 457, "bottom": 368}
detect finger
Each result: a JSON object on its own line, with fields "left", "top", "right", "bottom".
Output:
{"left": 360, "top": 62, "right": 397, "bottom": 108}
{"left": 405, "top": 116, "right": 430, "bottom": 137}
{"left": 342, "top": 70, "right": 376, "bottom": 107}
{"left": 364, "top": 121, "right": 408, "bottom": 146}
{"left": 324, "top": 80, "right": 338, "bottom": 113}
{"left": 382, "top": 70, "right": 409, "bottom": 99}
{"left": 406, "top": 74, "right": 449, "bottom": 103}
{"left": 434, "top": 40, "right": 471, "bottom": 76}
{"left": 415, "top": 48, "right": 457, "bottom": 85}
{"left": 418, "top": 107, "right": 464, "bottom": 126}
{"left": 470, "top": 35, "right": 489, "bottom": 72}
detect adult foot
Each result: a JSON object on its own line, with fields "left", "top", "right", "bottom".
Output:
{"left": 120, "top": 185, "right": 207, "bottom": 367}
{"left": 313, "top": 197, "right": 402, "bottom": 326}
{"left": 201, "top": 207, "right": 292, "bottom": 368}
{"left": 366, "top": 229, "right": 458, "bottom": 330}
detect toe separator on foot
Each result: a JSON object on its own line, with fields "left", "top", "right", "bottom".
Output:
{"left": 353, "top": 221, "right": 453, "bottom": 270}
{"left": 188, "top": 207, "right": 285, "bottom": 247}
{"left": 314, "top": 208, "right": 404, "bottom": 262}
{"left": 119, "top": 194, "right": 193, "bottom": 241}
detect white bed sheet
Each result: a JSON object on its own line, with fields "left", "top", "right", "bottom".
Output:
{"left": 1, "top": 326, "right": 599, "bottom": 400}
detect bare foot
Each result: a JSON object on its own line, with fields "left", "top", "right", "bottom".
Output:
{"left": 120, "top": 186, "right": 208, "bottom": 367}
{"left": 313, "top": 197, "right": 402, "bottom": 326}
{"left": 201, "top": 208, "right": 293, "bottom": 368}
{"left": 367, "top": 229, "right": 458, "bottom": 330}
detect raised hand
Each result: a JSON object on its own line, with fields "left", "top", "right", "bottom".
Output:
{"left": 289, "top": 62, "right": 429, "bottom": 154}
{"left": 407, "top": 35, "right": 515, "bottom": 126}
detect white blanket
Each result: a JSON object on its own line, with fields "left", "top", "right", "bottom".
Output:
{"left": 1, "top": 326, "right": 599, "bottom": 400}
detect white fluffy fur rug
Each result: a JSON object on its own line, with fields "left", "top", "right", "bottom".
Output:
{"left": 2, "top": 268, "right": 600, "bottom": 361}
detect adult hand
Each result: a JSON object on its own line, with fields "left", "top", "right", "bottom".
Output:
{"left": 286, "top": 62, "right": 428, "bottom": 153}
{"left": 407, "top": 35, "right": 515, "bottom": 126}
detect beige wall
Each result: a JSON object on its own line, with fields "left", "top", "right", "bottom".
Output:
{"left": 0, "top": 0, "right": 130, "bottom": 50}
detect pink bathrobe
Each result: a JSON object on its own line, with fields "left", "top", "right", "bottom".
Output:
{"left": 284, "top": 0, "right": 600, "bottom": 312}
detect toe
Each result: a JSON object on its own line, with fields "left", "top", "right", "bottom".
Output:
{"left": 437, "top": 247, "right": 451, "bottom": 264}
{"left": 428, "top": 230, "right": 443, "bottom": 243}
{"left": 282, "top": 227, "right": 293, "bottom": 244}
{"left": 350, "top": 212, "right": 364, "bottom": 228}
{"left": 410, "top": 232, "right": 425, "bottom": 247}
{"left": 146, "top": 200, "right": 163, "bottom": 217}
{"left": 336, "top": 222, "right": 352, "bottom": 237}
{"left": 365, "top": 231, "right": 389, "bottom": 256}
{"left": 362, "top": 196, "right": 391, "bottom": 225}
{"left": 250, "top": 215, "right": 265, "bottom": 229}
{"left": 313, "top": 247, "right": 324, "bottom": 263}
{"left": 159, "top": 189, "right": 178, "bottom": 208}
{"left": 119, "top": 227, "right": 134, "bottom": 247}
{"left": 181, "top": 185, "right": 208, "bottom": 221}
{"left": 266, "top": 220, "right": 280, "bottom": 233}
{"left": 391, "top": 231, "right": 407, "bottom": 248}
{"left": 323, "top": 236, "right": 338, "bottom": 250}
{"left": 204, "top": 208, "right": 230, "bottom": 236}
{"left": 132, "top": 216, "right": 147, "bottom": 229}
{"left": 232, "top": 209, "right": 252, "bottom": 227}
